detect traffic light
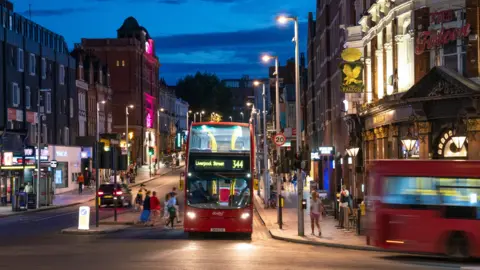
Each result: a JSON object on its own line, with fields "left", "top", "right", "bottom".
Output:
{"left": 148, "top": 147, "right": 154, "bottom": 156}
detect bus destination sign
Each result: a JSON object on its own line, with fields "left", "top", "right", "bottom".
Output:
{"left": 194, "top": 159, "right": 248, "bottom": 171}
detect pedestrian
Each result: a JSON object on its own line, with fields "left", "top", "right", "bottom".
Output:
{"left": 292, "top": 173, "right": 297, "bottom": 193}
{"left": 140, "top": 190, "right": 151, "bottom": 225}
{"left": 170, "top": 187, "right": 181, "bottom": 223}
{"left": 310, "top": 190, "right": 324, "bottom": 236}
{"left": 163, "top": 193, "right": 171, "bottom": 224}
{"left": 149, "top": 191, "right": 161, "bottom": 226}
{"left": 338, "top": 185, "right": 349, "bottom": 229}
{"left": 135, "top": 184, "right": 146, "bottom": 211}
{"left": 165, "top": 193, "right": 177, "bottom": 229}
{"left": 77, "top": 174, "right": 85, "bottom": 194}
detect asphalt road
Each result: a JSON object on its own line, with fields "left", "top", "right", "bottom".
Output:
{"left": 1, "top": 169, "right": 480, "bottom": 269}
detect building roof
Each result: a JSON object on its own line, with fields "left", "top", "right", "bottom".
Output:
{"left": 401, "top": 66, "right": 480, "bottom": 101}
{"left": 117, "top": 16, "right": 151, "bottom": 40}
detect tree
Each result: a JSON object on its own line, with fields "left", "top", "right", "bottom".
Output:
{"left": 175, "top": 72, "right": 232, "bottom": 119}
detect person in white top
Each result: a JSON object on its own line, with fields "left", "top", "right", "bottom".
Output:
{"left": 310, "top": 190, "right": 324, "bottom": 236}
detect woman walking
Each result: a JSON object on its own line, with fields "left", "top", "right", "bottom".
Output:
{"left": 149, "top": 191, "right": 161, "bottom": 226}
{"left": 139, "top": 191, "right": 151, "bottom": 225}
{"left": 310, "top": 191, "right": 324, "bottom": 236}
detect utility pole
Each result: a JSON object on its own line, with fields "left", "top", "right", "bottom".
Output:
{"left": 262, "top": 83, "right": 269, "bottom": 206}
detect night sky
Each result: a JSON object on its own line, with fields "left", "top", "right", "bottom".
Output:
{"left": 16, "top": 0, "right": 314, "bottom": 84}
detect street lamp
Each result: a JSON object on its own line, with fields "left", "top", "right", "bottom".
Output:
{"left": 157, "top": 108, "right": 164, "bottom": 158}
{"left": 95, "top": 100, "right": 106, "bottom": 227}
{"left": 36, "top": 88, "right": 51, "bottom": 210}
{"left": 253, "top": 80, "right": 269, "bottom": 206}
{"left": 346, "top": 144, "right": 360, "bottom": 198}
{"left": 125, "top": 105, "right": 134, "bottom": 167}
{"left": 277, "top": 14, "right": 303, "bottom": 236}
{"left": 240, "top": 112, "right": 244, "bottom": 122}
{"left": 229, "top": 116, "right": 233, "bottom": 122}
{"left": 200, "top": 111, "right": 205, "bottom": 122}
{"left": 401, "top": 131, "right": 417, "bottom": 157}
{"left": 187, "top": 110, "right": 192, "bottom": 130}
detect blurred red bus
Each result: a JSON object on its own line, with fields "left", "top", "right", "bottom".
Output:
{"left": 183, "top": 122, "right": 254, "bottom": 237}
{"left": 366, "top": 160, "right": 480, "bottom": 258}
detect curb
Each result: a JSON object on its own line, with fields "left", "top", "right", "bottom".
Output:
{"left": 61, "top": 226, "right": 129, "bottom": 235}
{"left": 267, "top": 230, "right": 382, "bottom": 252}
{"left": 0, "top": 166, "right": 185, "bottom": 219}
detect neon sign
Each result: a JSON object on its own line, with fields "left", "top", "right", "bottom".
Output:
{"left": 146, "top": 113, "right": 152, "bottom": 128}
{"left": 145, "top": 39, "right": 153, "bottom": 55}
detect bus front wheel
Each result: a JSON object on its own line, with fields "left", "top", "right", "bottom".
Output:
{"left": 445, "top": 231, "right": 469, "bottom": 259}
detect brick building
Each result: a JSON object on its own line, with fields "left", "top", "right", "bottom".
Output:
{"left": 340, "top": 0, "right": 480, "bottom": 198}
{"left": 71, "top": 45, "right": 113, "bottom": 140}
{"left": 306, "top": 0, "right": 356, "bottom": 196}
{"left": 80, "top": 17, "right": 160, "bottom": 166}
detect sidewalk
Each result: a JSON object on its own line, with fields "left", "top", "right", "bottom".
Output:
{"left": 0, "top": 162, "right": 184, "bottom": 218}
{"left": 254, "top": 189, "right": 378, "bottom": 251}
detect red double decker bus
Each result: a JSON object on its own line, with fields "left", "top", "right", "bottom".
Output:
{"left": 183, "top": 122, "right": 254, "bottom": 237}
{"left": 366, "top": 160, "right": 480, "bottom": 258}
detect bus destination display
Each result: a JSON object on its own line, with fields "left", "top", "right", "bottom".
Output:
{"left": 194, "top": 159, "right": 248, "bottom": 171}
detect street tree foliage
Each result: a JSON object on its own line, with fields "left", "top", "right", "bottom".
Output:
{"left": 175, "top": 72, "right": 232, "bottom": 119}
{"left": 210, "top": 113, "right": 222, "bottom": 122}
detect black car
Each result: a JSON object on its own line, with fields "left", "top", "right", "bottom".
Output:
{"left": 98, "top": 184, "right": 132, "bottom": 207}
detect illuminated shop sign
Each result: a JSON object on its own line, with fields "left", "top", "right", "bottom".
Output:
{"left": 146, "top": 113, "right": 153, "bottom": 128}
{"left": 415, "top": 10, "right": 471, "bottom": 55}
{"left": 318, "top": 146, "right": 334, "bottom": 155}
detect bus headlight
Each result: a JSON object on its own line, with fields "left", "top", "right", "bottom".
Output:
{"left": 241, "top": 213, "right": 250, "bottom": 219}
{"left": 187, "top": 212, "right": 196, "bottom": 219}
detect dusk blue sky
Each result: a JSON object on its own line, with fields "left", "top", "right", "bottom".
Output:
{"left": 15, "top": 0, "right": 314, "bottom": 85}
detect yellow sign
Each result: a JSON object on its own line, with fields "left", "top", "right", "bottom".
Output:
{"left": 254, "top": 179, "right": 259, "bottom": 190}
{"left": 233, "top": 160, "right": 244, "bottom": 169}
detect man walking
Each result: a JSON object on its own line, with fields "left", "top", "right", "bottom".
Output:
{"left": 77, "top": 174, "right": 85, "bottom": 194}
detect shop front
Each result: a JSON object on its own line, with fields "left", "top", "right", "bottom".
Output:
{"left": 356, "top": 67, "right": 480, "bottom": 196}
{"left": 48, "top": 145, "right": 82, "bottom": 194}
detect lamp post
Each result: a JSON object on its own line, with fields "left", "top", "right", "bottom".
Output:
{"left": 125, "top": 105, "right": 134, "bottom": 167}
{"left": 187, "top": 110, "right": 192, "bottom": 130}
{"left": 277, "top": 14, "right": 303, "bottom": 236}
{"left": 200, "top": 111, "right": 205, "bottom": 122}
{"left": 95, "top": 100, "right": 106, "bottom": 227}
{"left": 240, "top": 112, "right": 244, "bottom": 122}
{"left": 157, "top": 108, "right": 164, "bottom": 163}
{"left": 254, "top": 81, "right": 269, "bottom": 206}
{"left": 249, "top": 104, "right": 261, "bottom": 196}
{"left": 346, "top": 144, "right": 360, "bottom": 197}
{"left": 36, "top": 88, "right": 51, "bottom": 209}
{"left": 229, "top": 116, "right": 232, "bottom": 122}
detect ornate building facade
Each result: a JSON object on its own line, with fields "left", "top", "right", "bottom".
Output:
{"left": 341, "top": 0, "right": 480, "bottom": 198}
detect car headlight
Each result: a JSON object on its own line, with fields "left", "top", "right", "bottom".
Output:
{"left": 241, "top": 213, "right": 250, "bottom": 219}
{"left": 187, "top": 212, "right": 196, "bottom": 219}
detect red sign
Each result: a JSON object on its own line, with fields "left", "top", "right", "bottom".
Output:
{"left": 26, "top": 111, "right": 36, "bottom": 124}
{"left": 430, "top": 10, "right": 454, "bottom": 24}
{"left": 415, "top": 24, "right": 471, "bottom": 55}
{"left": 292, "top": 128, "right": 296, "bottom": 136}
{"left": 7, "top": 108, "right": 16, "bottom": 121}
{"left": 273, "top": 133, "right": 286, "bottom": 146}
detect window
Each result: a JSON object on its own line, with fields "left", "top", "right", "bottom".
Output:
{"left": 12, "top": 83, "right": 19, "bottom": 107}
{"left": 64, "top": 127, "right": 69, "bottom": 145}
{"left": 29, "top": 53, "right": 35, "bottom": 75}
{"left": 116, "top": 60, "right": 119, "bottom": 67}
{"left": 69, "top": 98, "right": 74, "bottom": 118}
{"left": 41, "top": 58, "right": 46, "bottom": 79}
{"left": 45, "top": 92, "right": 51, "bottom": 113}
{"left": 25, "top": 86, "right": 31, "bottom": 109}
{"left": 122, "top": 60, "right": 125, "bottom": 67}
{"left": 17, "top": 48, "right": 24, "bottom": 72}
{"left": 79, "top": 64, "right": 83, "bottom": 80}
{"left": 7, "top": 120, "right": 13, "bottom": 129}
{"left": 59, "top": 65, "right": 65, "bottom": 85}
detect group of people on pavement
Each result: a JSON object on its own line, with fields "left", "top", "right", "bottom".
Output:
{"left": 136, "top": 184, "right": 181, "bottom": 228}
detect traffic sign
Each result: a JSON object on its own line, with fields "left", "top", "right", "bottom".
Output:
{"left": 273, "top": 133, "right": 286, "bottom": 146}
{"left": 50, "top": 160, "right": 58, "bottom": 168}
{"left": 78, "top": 206, "right": 90, "bottom": 230}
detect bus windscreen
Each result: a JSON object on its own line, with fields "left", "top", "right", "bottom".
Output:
{"left": 188, "top": 124, "right": 251, "bottom": 153}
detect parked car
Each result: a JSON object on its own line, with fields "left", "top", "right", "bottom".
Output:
{"left": 98, "top": 184, "right": 132, "bottom": 207}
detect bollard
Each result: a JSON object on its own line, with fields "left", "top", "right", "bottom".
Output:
{"left": 357, "top": 208, "right": 361, "bottom": 235}
{"left": 278, "top": 195, "right": 284, "bottom": 229}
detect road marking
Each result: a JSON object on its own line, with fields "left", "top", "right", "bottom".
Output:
{"left": 32, "top": 211, "right": 78, "bottom": 222}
